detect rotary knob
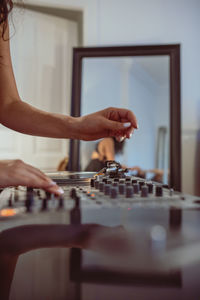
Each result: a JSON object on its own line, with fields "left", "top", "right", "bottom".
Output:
{"left": 125, "top": 177, "right": 131, "bottom": 182}
{"left": 58, "top": 195, "right": 64, "bottom": 209}
{"left": 133, "top": 183, "right": 139, "bottom": 194}
{"left": 141, "top": 185, "right": 148, "bottom": 197}
{"left": 90, "top": 178, "right": 95, "bottom": 187}
{"left": 99, "top": 182, "right": 105, "bottom": 192}
{"left": 25, "top": 188, "right": 34, "bottom": 212}
{"left": 147, "top": 182, "right": 153, "bottom": 193}
{"left": 119, "top": 179, "right": 125, "bottom": 184}
{"left": 155, "top": 185, "right": 163, "bottom": 197}
{"left": 102, "top": 178, "right": 108, "bottom": 184}
{"left": 126, "top": 186, "right": 134, "bottom": 198}
{"left": 139, "top": 181, "right": 145, "bottom": 190}
{"left": 94, "top": 180, "right": 99, "bottom": 189}
{"left": 119, "top": 184, "right": 125, "bottom": 195}
{"left": 104, "top": 184, "right": 111, "bottom": 195}
{"left": 110, "top": 187, "right": 118, "bottom": 199}
{"left": 132, "top": 179, "right": 138, "bottom": 184}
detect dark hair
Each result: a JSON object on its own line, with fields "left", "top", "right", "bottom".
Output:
{"left": 0, "top": 0, "right": 13, "bottom": 39}
{"left": 112, "top": 137, "right": 125, "bottom": 155}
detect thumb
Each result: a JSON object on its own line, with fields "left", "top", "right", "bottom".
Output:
{"left": 104, "top": 119, "right": 131, "bottom": 131}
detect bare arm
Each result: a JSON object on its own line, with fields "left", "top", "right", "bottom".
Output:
{"left": 0, "top": 25, "right": 76, "bottom": 139}
{"left": 0, "top": 25, "right": 138, "bottom": 140}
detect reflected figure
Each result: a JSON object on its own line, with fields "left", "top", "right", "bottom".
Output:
{"left": 0, "top": 224, "right": 125, "bottom": 300}
{"left": 57, "top": 156, "right": 69, "bottom": 171}
{"left": 84, "top": 137, "right": 164, "bottom": 182}
{"left": 85, "top": 137, "right": 125, "bottom": 172}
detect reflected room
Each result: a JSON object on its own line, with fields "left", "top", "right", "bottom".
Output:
{"left": 80, "top": 56, "right": 170, "bottom": 184}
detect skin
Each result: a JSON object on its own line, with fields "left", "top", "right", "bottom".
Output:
{"left": 0, "top": 23, "right": 138, "bottom": 193}
{"left": 92, "top": 137, "right": 115, "bottom": 161}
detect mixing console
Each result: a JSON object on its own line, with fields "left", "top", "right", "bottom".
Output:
{"left": 1, "top": 164, "right": 200, "bottom": 299}
{"left": 0, "top": 172, "right": 199, "bottom": 222}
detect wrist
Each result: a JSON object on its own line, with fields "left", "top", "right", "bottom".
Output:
{"left": 64, "top": 116, "right": 81, "bottom": 139}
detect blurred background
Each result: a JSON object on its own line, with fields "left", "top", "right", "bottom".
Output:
{"left": 0, "top": 0, "right": 199, "bottom": 195}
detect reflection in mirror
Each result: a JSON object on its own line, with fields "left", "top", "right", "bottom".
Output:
{"left": 80, "top": 56, "right": 169, "bottom": 184}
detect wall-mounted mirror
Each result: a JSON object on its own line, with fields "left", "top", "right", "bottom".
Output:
{"left": 69, "top": 45, "right": 181, "bottom": 191}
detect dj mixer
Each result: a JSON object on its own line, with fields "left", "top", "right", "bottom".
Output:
{"left": 0, "top": 162, "right": 200, "bottom": 300}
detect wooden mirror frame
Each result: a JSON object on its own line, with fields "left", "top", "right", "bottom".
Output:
{"left": 68, "top": 45, "right": 181, "bottom": 191}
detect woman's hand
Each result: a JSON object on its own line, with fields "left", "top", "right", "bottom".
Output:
{"left": 0, "top": 160, "right": 63, "bottom": 195}
{"left": 73, "top": 107, "right": 138, "bottom": 141}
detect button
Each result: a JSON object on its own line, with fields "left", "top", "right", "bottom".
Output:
{"left": 126, "top": 186, "right": 133, "bottom": 198}
{"left": 141, "top": 185, "right": 148, "bottom": 197}
{"left": 90, "top": 193, "right": 96, "bottom": 200}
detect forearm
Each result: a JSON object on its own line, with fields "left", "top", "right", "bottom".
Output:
{"left": 0, "top": 98, "right": 78, "bottom": 139}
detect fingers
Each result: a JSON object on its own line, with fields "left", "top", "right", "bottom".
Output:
{"left": 100, "top": 107, "right": 138, "bottom": 141}
{"left": 104, "top": 118, "right": 134, "bottom": 140}
{"left": 23, "top": 166, "right": 64, "bottom": 195}
{"left": 4, "top": 160, "right": 64, "bottom": 195}
{"left": 105, "top": 107, "right": 139, "bottom": 130}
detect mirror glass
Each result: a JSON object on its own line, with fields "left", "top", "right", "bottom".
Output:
{"left": 80, "top": 56, "right": 170, "bottom": 184}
